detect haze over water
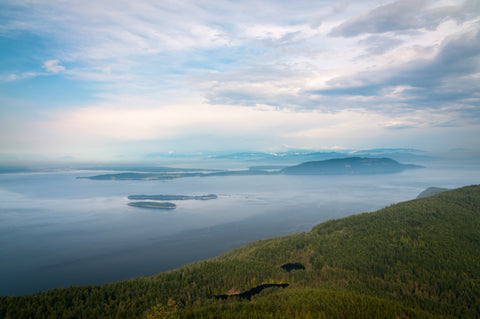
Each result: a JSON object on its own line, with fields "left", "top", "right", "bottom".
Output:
{"left": 1, "top": 161, "right": 479, "bottom": 295}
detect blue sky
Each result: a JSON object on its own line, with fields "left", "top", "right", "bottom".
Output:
{"left": 0, "top": 0, "right": 479, "bottom": 160}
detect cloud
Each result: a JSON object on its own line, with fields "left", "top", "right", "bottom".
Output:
{"left": 196, "top": 64, "right": 316, "bottom": 109}
{"left": 0, "top": 72, "right": 39, "bottom": 82}
{"left": 329, "top": 0, "right": 427, "bottom": 37}
{"left": 309, "top": 2, "right": 349, "bottom": 29}
{"left": 357, "top": 35, "right": 404, "bottom": 55}
{"left": 42, "top": 60, "right": 65, "bottom": 73}
{"left": 329, "top": 0, "right": 478, "bottom": 37}
{"left": 2, "top": 1, "right": 234, "bottom": 62}
{"left": 239, "top": 24, "right": 317, "bottom": 48}
{"left": 197, "top": 22, "right": 480, "bottom": 112}
{"left": 314, "top": 24, "right": 480, "bottom": 110}
{"left": 1, "top": 60, "right": 65, "bottom": 83}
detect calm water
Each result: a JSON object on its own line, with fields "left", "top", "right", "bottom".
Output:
{"left": 1, "top": 163, "right": 479, "bottom": 295}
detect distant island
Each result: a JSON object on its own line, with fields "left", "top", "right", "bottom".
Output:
{"left": 77, "top": 172, "right": 202, "bottom": 181}
{"left": 79, "top": 157, "right": 424, "bottom": 180}
{"left": 204, "top": 170, "right": 275, "bottom": 177}
{"left": 127, "top": 194, "right": 217, "bottom": 209}
{"left": 78, "top": 166, "right": 216, "bottom": 173}
{"left": 281, "top": 157, "right": 424, "bottom": 175}
{"left": 248, "top": 165, "right": 286, "bottom": 170}
{"left": 127, "top": 201, "right": 176, "bottom": 209}
{"left": 128, "top": 194, "right": 218, "bottom": 200}
{"left": 417, "top": 186, "right": 449, "bottom": 199}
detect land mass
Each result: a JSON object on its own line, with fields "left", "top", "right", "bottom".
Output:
{"left": 128, "top": 194, "right": 217, "bottom": 200}
{"left": 2, "top": 185, "right": 479, "bottom": 318}
{"left": 281, "top": 157, "right": 424, "bottom": 175}
{"left": 77, "top": 172, "right": 203, "bottom": 180}
{"left": 127, "top": 201, "right": 176, "bottom": 209}
{"left": 417, "top": 186, "right": 449, "bottom": 198}
{"left": 79, "top": 157, "right": 424, "bottom": 180}
{"left": 79, "top": 166, "right": 216, "bottom": 173}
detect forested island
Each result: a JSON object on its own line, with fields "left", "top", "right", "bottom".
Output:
{"left": 80, "top": 157, "right": 424, "bottom": 180}
{"left": 128, "top": 194, "right": 218, "bottom": 200}
{"left": 281, "top": 157, "right": 423, "bottom": 175}
{"left": 127, "top": 201, "right": 176, "bottom": 209}
{"left": 2, "top": 185, "right": 479, "bottom": 318}
{"left": 77, "top": 172, "right": 201, "bottom": 181}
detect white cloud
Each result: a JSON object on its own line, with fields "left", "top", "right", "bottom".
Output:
{"left": 0, "top": 72, "right": 40, "bottom": 82}
{"left": 42, "top": 60, "right": 65, "bottom": 73}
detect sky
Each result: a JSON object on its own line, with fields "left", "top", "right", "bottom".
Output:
{"left": 0, "top": 0, "right": 479, "bottom": 160}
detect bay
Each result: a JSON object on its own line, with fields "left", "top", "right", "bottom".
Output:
{"left": 0, "top": 162, "right": 479, "bottom": 295}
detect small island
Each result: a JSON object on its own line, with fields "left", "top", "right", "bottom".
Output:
{"left": 128, "top": 194, "right": 218, "bottom": 200}
{"left": 127, "top": 201, "right": 176, "bottom": 209}
{"left": 77, "top": 173, "right": 192, "bottom": 181}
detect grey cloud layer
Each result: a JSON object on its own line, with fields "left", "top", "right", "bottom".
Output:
{"left": 330, "top": 0, "right": 478, "bottom": 37}
{"left": 317, "top": 27, "right": 480, "bottom": 106}
{"left": 196, "top": 0, "right": 480, "bottom": 126}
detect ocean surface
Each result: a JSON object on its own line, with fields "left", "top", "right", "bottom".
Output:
{"left": 1, "top": 162, "right": 479, "bottom": 295}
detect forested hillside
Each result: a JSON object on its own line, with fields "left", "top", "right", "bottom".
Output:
{"left": 1, "top": 185, "right": 479, "bottom": 318}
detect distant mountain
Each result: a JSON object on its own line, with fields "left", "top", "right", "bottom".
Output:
{"left": 281, "top": 157, "right": 423, "bottom": 175}
{"left": 351, "top": 148, "right": 423, "bottom": 155}
{"left": 350, "top": 148, "right": 431, "bottom": 162}
{"left": 138, "top": 148, "right": 430, "bottom": 164}
{"left": 209, "top": 150, "right": 351, "bottom": 163}
{"left": 210, "top": 151, "right": 279, "bottom": 160}
{"left": 212, "top": 149, "right": 431, "bottom": 163}
{"left": 417, "top": 187, "right": 449, "bottom": 199}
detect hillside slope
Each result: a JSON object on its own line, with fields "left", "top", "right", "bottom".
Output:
{"left": 1, "top": 185, "right": 479, "bottom": 318}
{"left": 417, "top": 186, "right": 449, "bottom": 198}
